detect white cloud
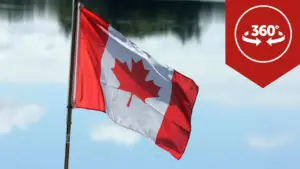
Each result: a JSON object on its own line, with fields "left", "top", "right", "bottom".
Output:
{"left": 0, "top": 15, "right": 70, "bottom": 84}
{"left": 248, "top": 135, "right": 295, "bottom": 149}
{"left": 0, "top": 102, "right": 44, "bottom": 135}
{"left": 90, "top": 120, "right": 140, "bottom": 146}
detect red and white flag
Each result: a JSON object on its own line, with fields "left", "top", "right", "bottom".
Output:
{"left": 72, "top": 6, "right": 199, "bottom": 159}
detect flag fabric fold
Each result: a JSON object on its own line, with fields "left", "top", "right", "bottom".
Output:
{"left": 72, "top": 6, "right": 199, "bottom": 159}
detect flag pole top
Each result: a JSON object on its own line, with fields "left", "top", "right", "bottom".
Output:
{"left": 78, "top": 1, "right": 84, "bottom": 7}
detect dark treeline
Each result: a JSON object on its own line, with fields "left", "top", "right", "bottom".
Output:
{"left": 0, "top": 0, "right": 47, "bottom": 21}
{"left": 0, "top": 0, "right": 224, "bottom": 43}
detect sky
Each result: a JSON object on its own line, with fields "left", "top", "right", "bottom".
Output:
{"left": 0, "top": 5, "right": 300, "bottom": 169}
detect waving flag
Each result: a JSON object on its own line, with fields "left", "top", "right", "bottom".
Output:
{"left": 72, "top": 6, "right": 199, "bottom": 159}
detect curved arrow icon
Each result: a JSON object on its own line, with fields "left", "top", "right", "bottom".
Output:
{"left": 267, "top": 36, "right": 285, "bottom": 46}
{"left": 242, "top": 36, "right": 261, "bottom": 46}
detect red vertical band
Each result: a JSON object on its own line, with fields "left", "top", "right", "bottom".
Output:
{"left": 73, "top": 7, "right": 109, "bottom": 112}
{"left": 155, "top": 71, "right": 199, "bottom": 159}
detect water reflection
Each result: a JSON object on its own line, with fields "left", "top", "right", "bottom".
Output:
{"left": 0, "top": 0, "right": 224, "bottom": 43}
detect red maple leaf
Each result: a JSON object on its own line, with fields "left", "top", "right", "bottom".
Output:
{"left": 112, "top": 58, "right": 161, "bottom": 107}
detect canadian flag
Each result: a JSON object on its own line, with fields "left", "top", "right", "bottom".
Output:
{"left": 72, "top": 6, "right": 199, "bottom": 159}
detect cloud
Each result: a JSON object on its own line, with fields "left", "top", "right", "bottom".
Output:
{"left": 0, "top": 102, "right": 44, "bottom": 135}
{"left": 248, "top": 135, "right": 295, "bottom": 149}
{"left": 90, "top": 120, "right": 140, "bottom": 146}
{"left": 0, "top": 15, "right": 70, "bottom": 84}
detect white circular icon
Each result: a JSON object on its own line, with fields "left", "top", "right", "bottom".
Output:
{"left": 234, "top": 5, "right": 292, "bottom": 64}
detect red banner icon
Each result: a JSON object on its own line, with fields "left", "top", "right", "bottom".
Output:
{"left": 226, "top": 0, "right": 300, "bottom": 87}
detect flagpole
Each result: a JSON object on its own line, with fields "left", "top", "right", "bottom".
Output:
{"left": 64, "top": 0, "right": 79, "bottom": 168}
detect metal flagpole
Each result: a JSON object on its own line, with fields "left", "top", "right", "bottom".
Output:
{"left": 64, "top": 0, "right": 79, "bottom": 168}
